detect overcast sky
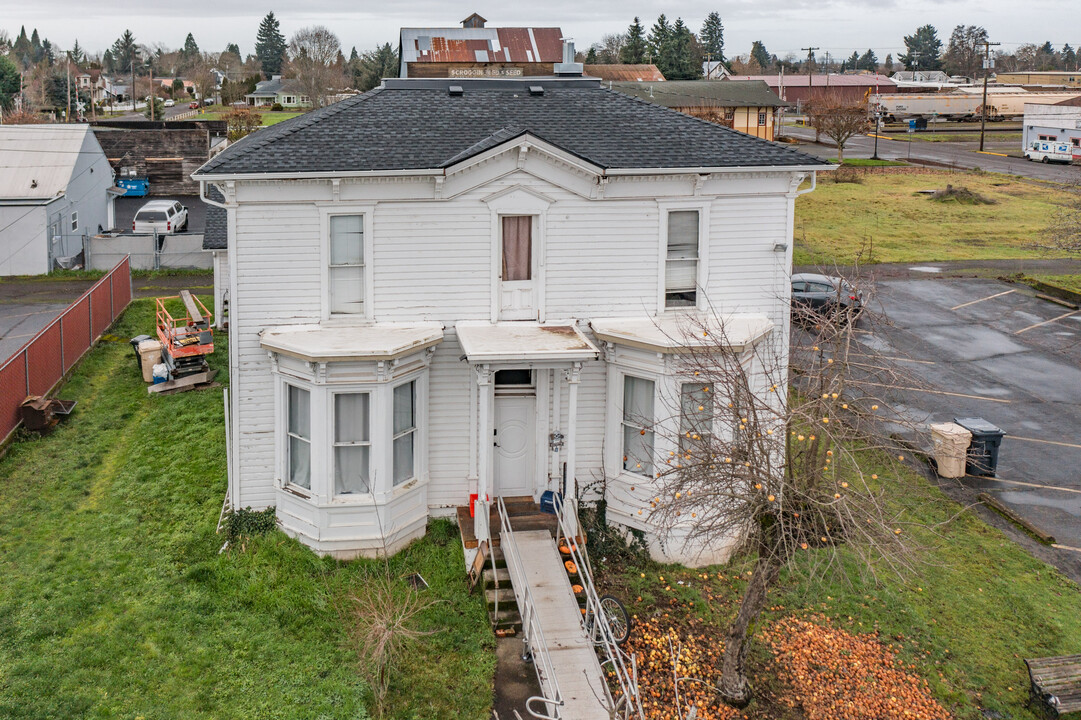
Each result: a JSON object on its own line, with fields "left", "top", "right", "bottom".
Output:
{"left": 1, "top": 1, "right": 1074, "bottom": 62}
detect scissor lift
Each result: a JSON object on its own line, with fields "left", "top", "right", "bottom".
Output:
{"left": 156, "top": 290, "right": 214, "bottom": 378}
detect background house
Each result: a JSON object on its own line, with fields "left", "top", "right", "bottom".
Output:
{"left": 0, "top": 125, "right": 119, "bottom": 275}
{"left": 995, "top": 71, "right": 1081, "bottom": 89}
{"left": 399, "top": 15, "right": 564, "bottom": 78}
{"left": 610, "top": 80, "right": 788, "bottom": 140}
{"left": 194, "top": 75, "right": 827, "bottom": 565}
{"left": 245, "top": 76, "right": 311, "bottom": 108}
{"left": 93, "top": 123, "right": 215, "bottom": 196}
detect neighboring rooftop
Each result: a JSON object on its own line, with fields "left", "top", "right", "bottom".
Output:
{"left": 202, "top": 185, "right": 227, "bottom": 250}
{"left": 0, "top": 125, "right": 98, "bottom": 201}
{"left": 585, "top": 64, "right": 665, "bottom": 83}
{"left": 727, "top": 73, "right": 895, "bottom": 88}
{"left": 195, "top": 77, "right": 827, "bottom": 178}
{"left": 247, "top": 75, "right": 303, "bottom": 97}
{"left": 609, "top": 80, "right": 788, "bottom": 108}
{"left": 399, "top": 25, "right": 564, "bottom": 76}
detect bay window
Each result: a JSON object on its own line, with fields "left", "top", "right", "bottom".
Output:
{"left": 286, "top": 384, "right": 311, "bottom": 489}
{"left": 333, "top": 392, "right": 371, "bottom": 495}
{"left": 393, "top": 381, "right": 416, "bottom": 486}
{"left": 622, "top": 375, "right": 655, "bottom": 476}
{"left": 680, "top": 383, "right": 713, "bottom": 453}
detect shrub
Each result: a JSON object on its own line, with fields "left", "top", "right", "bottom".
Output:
{"left": 930, "top": 184, "right": 995, "bottom": 205}
{"left": 270, "top": 102, "right": 284, "bottom": 111}
{"left": 221, "top": 506, "right": 276, "bottom": 545}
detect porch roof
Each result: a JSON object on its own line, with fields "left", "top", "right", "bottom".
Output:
{"left": 456, "top": 322, "right": 600, "bottom": 363}
{"left": 590, "top": 313, "right": 774, "bottom": 353}
{"left": 261, "top": 322, "right": 445, "bottom": 362}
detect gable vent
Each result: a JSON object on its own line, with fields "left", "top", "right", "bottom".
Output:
{"left": 528, "top": 85, "right": 544, "bottom": 96}
{"left": 448, "top": 85, "right": 464, "bottom": 96}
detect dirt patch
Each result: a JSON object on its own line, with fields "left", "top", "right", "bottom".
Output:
{"left": 929, "top": 185, "right": 995, "bottom": 205}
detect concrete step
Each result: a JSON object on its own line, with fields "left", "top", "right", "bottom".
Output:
{"left": 484, "top": 567, "right": 511, "bottom": 588}
{"left": 490, "top": 606, "right": 522, "bottom": 630}
{"left": 485, "top": 586, "right": 517, "bottom": 608}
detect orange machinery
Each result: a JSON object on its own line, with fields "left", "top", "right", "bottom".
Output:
{"left": 156, "top": 290, "right": 214, "bottom": 377}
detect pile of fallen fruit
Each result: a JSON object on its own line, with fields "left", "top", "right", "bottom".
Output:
{"left": 761, "top": 615, "right": 952, "bottom": 720}
{"left": 618, "top": 611, "right": 951, "bottom": 719}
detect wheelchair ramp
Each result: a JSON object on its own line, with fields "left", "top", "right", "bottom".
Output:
{"left": 512, "top": 530, "right": 609, "bottom": 720}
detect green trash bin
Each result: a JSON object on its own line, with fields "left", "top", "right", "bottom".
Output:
{"left": 953, "top": 417, "right": 1005, "bottom": 477}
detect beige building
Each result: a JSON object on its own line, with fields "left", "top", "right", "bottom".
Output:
{"left": 609, "top": 80, "right": 788, "bottom": 140}
{"left": 995, "top": 71, "right": 1081, "bottom": 88}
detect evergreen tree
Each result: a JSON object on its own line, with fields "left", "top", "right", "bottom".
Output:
{"left": 111, "top": 30, "right": 140, "bottom": 73}
{"left": 750, "top": 40, "right": 771, "bottom": 70}
{"left": 883, "top": 53, "right": 893, "bottom": 72}
{"left": 354, "top": 42, "right": 398, "bottom": 92}
{"left": 900, "top": 24, "right": 942, "bottom": 70}
{"left": 12, "top": 27, "right": 31, "bottom": 68}
{"left": 664, "top": 18, "right": 701, "bottom": 80}
{"left": 349, "top": 46, "right": 359, "bottom": 63}
{"left": 30, "top": 29, "right": 43, "bottom": 63}
{"left": 102, "top": 49, "right": 114, "bottom": 74}
{"left": 41, "top": 39, "right": 55, "bottom": 66}
{"left": 585, "top": 46, "right": 598, "bottom": 64}
{"left": 858, "top": 49, "right": 878, "bottom": 71}
{"left": 620, "top": 17, "right": 646, "bottom": 64}
{"left": 70, "top": 39, "right": 85, "bottom": 67}
{"left": 0, "top": 55, "right": 19, "bottom": 111}
{"left": 700, "top": 11, "right": 725, "bottom": 64}
{"left": 845, "top": 51, "right": 859, "bottom": 70}
{"left": 255, "top": 11, "right": 287, "bottom": 77}
{"left": 182, "top": 33, "right": 200, "bottom": 62}
{"left": 225, "top": 43, "right": 241, "bottom": 57}
{"left": 1064, "top": 44, "right": 1076, "bottom": 70}
{"left": 646, "top": 14, "right": 671, "bottom": 65}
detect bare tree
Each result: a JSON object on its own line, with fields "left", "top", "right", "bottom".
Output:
{"left": 804, "top": 95, "right": 870, "bottom": 161}
{"left": 639, "top": 286, "right": 931, "bottom": 708}
{"left": 223, "top": 107, "right": 261, "bottom": 141}
{"left": 189, "top": 56, "right": 218, "bottom": 106}
{"left": 288, "top": 25, "right": 345, "bottom": 109}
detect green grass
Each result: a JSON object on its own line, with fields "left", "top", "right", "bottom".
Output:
{"left": 840, "top": 158, "right": 910, "bottom": 167}
{"left": 196, "top": 110, "right": 306, "bottom": 126}
{"left": 0, "top": 268, "right": 212, "bottom": 283}
{"left": 596, "top": 454, "right": 1081, "bottom": 719}
{"left": 795, "top": 170, "right": 1073, "bottom": 266}
{"left": 0, "top": 298, "right": 494, "bottom": 719}
{"left": 906, "top": 132, "right": 1020, "bottom": 143}
{"left": 1030, "top": 273, "right": 1081, "bottom": 294}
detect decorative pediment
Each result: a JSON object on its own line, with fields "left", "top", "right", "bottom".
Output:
{"left": 481, "top": 184, "right": 556, "bottom": 211}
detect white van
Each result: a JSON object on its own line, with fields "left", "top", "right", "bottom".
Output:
{"left": 1024, "top": 140, "right": 1073, "bottom": 164}
{"left": 132, "top": 200, "right": 188, "bottom": 234}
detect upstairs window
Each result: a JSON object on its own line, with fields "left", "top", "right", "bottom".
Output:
{"left": 758, "top": 111, "right": 767, "bottom": 126}
{"left": 286, "top": 385, "right": 311, "bottom": 489}
{"left": 329, "top": 215, "right": 364, "bottom": 314}
{"left": 622, "top": 375, "right": 655, "bottom": 476}
{"left": 665, "top": 210, "right": 699, "bottom": 308}
{"left": 501, "top": 216, "right": 532, "bottom": 282}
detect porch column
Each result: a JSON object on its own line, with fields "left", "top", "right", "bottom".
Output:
{"left": 475, "top": 364, "right": 493, "bottom": 542}
{"left": 564, "top": 362, "right": 581, "bottom": 537}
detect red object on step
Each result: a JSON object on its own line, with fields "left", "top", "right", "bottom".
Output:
{"left": 469, "top": 493, "right": 479, "bottom": 517}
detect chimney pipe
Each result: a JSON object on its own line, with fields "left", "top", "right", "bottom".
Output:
{"left": 554, "top": 38, "right": 584, "bottom": 77}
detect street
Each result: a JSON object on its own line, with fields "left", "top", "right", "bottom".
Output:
{"left": 784, "top": 125, "right": 1081, "bottom": 182}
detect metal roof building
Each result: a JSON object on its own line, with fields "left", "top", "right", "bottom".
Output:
{"left": 399, "top": 22, "right": 564, "bottom": 78}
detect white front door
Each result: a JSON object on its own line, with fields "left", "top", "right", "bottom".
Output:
{"left": 499, "top": 215, "right": 535, "bottom": 320}
{"left": 494, "top": 395, "right": 536, "bottom": 497}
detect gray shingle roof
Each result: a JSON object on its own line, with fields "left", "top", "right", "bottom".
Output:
{"left": 196, "top": 77, "right": 827, "bottom": 177}
{"left": 609, "top": 80, "right": 790, "bottom": 109}
{"left": 202, "top": 185, "right": 227, "bottom": 250}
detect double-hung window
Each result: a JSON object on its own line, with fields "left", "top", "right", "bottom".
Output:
{"left": 333, "top": 393, "right": 371, "bottom": 495}
{"left": 286, "top": 385, "right": 311, "bottom": 489}
{"left": 329, "top": 215, "right": 364, "bottom": 315}
{"left": 71, "top": 212, "right": 79, "bottom": 232}
{"left": 622, "top": 375, "right": 655, "bottom": 476}
{"left": 680, "top": 383, "right": 714, "bottom": 455}
{"left": 665, "top": 210, "right": 699, "bottom": 308}
{"left": 393, "top": 381, "right": 416, "bottom": 486}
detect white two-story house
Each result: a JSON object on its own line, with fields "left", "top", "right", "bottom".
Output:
{"left": 194, "top": 75, "right": 828, "bottom": 565}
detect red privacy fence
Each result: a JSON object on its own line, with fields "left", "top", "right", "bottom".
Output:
{"left": 0, "top": 257, "right": 132, "bottom": 444}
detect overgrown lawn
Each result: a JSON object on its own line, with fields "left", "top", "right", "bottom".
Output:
{"left": 0, "top": 298, "right": 493, "bottom": 719}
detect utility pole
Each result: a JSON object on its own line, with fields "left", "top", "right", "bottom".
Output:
{"left": 802, "top": 46, "right": 819, "bottom": 78}
{"left": 149, "top": 66, "right": 154, "bottom": 121}
{"left": 131, "top": 60, "right": 136, "bottom": 112}
{"left": 978, "top": 40, "right": 1001, "bottom": 152}
{"left": 66, "top": 60, "right": 71, "bottom": 122}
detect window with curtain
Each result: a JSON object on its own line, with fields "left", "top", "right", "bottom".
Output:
{"left": 501, "top": 216, "right": 532, "bottom": 282}
{"left": 622, "top": 375, "right": 655, "bottom": 476}
{"left": 286, "top": 385, "right": 311, "bottom": 489}
{"left": 334, "top": 392, "right": 371, "bottom": 495}
{"left": 393, "top": 381, "right": 416, "bottom": 486}
{"left": 680, "top": 383, "right": 714, "bottom": 454}
{"left": 666, "top": 210, "right": 699, "bottom": 308}
{"left": 329, "top": 214, "right": 364, "bottom": 314}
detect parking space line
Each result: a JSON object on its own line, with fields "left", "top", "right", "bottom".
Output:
{"left": 1007, "top": 436, "right": 1081, "bottom": 451}
{"left": 950, "top": 289, "right": 1015, "bottom": 311}
{"left": 855, "top": 380, "right": 1011, "bottom": 403}
{"left": 1014, "top": 310, "right": 1080, "bottom": 335}
{"left": 979, "top": 477, "right": 1081, "bottom": 495}
{"left": 1053, "top": 544, "right": 1081, "bottom": 554}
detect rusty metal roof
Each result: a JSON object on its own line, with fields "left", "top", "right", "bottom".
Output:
{"left": 400, "top": 27, "right": 563, "bottom": 69}
{"left": 727, "top": 73, "right": 895, "bottom": 89}
{"left": 585, "top": 65, "right": 666, "bottom": 82}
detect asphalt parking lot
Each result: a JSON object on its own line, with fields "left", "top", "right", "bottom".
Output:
{"left": 859, "top": 275, "right": 1081, "bottom": 577}
{"left": 113, "top": 195, "right": 206, "bottom": 234}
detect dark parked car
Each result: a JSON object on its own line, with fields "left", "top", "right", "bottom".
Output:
{"left": 791, "top": 273, "right": 863, "bottom": 321}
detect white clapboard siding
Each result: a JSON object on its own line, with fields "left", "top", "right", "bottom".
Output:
{"left": 426, "top": 333, "right": 473, "bottom": 507}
